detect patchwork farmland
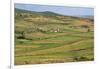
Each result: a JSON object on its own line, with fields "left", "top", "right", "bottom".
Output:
{"left": 15, "top": 8, "right": 94, "bottom": 65}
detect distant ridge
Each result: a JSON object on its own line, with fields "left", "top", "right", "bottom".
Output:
{"left": 15, "top": 8, "right": 61, "bottom": 16}
{"left": 15, "top": 8, "right": 94, "bottom": 20}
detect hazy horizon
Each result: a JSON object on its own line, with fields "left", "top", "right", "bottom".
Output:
{"left": 15, "top": 3, "right": 94, "bottom": 16}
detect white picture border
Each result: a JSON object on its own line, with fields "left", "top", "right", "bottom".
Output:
{"left": 11, "top": 0, "right": 96, "bottom": 69}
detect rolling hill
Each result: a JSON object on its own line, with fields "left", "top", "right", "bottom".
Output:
{"left": 14, "top": 8, "right": 94, "bottom": 65}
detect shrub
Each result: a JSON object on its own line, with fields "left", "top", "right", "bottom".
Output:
{"left": 73, "top": 56, "right": 89, "bottom": 61}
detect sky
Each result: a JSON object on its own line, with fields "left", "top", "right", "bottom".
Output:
{"left": 15, "top": 3, "right": 94, "bottom": 16}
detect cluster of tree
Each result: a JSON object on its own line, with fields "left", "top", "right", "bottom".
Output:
{"left": 73, "top": 56, "right": 93, "bottom": 61}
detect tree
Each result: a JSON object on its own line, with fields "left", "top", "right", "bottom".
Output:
{"left": 16, "top": 31, "right": 26, "bottom": 39}
{"left": 87, "top": 28, "right": 90, "bottom": 32}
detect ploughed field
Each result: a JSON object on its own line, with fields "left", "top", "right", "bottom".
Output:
{"left": 15, "top": 8, "right": 94, "bottom": 65}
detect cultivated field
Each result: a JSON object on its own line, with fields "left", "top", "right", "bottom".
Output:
{"left": 15, "top": 8, "right": 94, "bottom": 65}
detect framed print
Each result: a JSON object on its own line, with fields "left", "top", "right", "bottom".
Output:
{"left": 11, "top": 0, "right": 94, "bottom": 69}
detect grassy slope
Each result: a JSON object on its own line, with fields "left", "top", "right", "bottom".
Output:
{"left": 15, "top": 8, "right": 94, "bottom": 65}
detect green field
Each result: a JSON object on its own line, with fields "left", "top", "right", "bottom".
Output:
{"left": 14, "top": 8, "right": 94, "bottom": 65}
